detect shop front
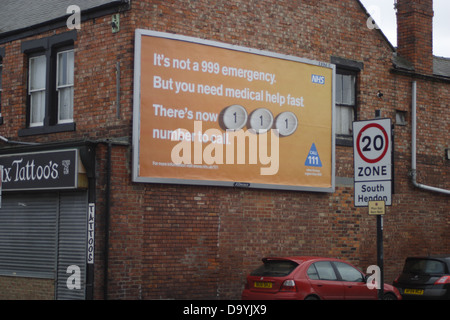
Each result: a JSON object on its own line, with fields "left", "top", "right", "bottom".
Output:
{"left": 0, "top": 142, "right": 96, "bottom": 300}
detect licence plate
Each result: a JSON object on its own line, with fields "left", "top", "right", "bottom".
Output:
{"left": 254, "top": 281, "right": 272, "bottom": 289}
{"left": 404, "top": 288, "right": 424, "bottom": 295}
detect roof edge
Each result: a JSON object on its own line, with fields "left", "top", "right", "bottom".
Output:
{"left": 0, "top": 0, "right": 130, "bottom": 44}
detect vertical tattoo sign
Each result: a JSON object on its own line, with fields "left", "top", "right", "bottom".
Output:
{"left": 87, "top": 203, "right": 95, "bottom": 264}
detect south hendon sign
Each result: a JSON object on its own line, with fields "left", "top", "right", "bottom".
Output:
{"left": 353, "top": 119, "right": 392, "bottom": 207}
{"left": 0, "top": 149, "right": 78, "bottom": 191}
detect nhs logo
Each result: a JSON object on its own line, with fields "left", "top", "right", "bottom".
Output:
{"left": 311, "top": 74, "right": 325, "bottom": 85}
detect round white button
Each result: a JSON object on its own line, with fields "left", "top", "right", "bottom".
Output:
{"left": 248, "top": 108, "right": 274, "bottom": 133}
{"left": 275, "top": 111, "right": 298, "bottom": 136}
{"left": 220, "top": 105, "right": 248, "bottom": 130}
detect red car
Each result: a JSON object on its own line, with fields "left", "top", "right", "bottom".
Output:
{"left": 242, "top": 256, "right": 401, "bottom": 300}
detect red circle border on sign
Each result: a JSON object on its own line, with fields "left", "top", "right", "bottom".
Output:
{"left": 356, "top": 123, "right": 389, "bottom": 164}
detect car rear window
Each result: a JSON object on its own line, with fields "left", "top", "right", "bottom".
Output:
{"left": 404, "top": 258, "right": 447, "bottom": 275}
{"left": 250, "top": 260, "right": 298, "bottom": 277}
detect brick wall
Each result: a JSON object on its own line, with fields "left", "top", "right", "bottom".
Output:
{"left": 0, "top": 0, "right": 448, "bottom": 300}
{"left": 0, "top": 276, "right": 54, "bottom": 300}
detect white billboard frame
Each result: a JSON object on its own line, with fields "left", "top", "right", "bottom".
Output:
{"left": 132, "top": 29, "right": 336, "bottom": 193}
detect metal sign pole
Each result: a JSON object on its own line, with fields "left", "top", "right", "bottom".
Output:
{"left": 377, "top": 215, "right": 384, "bottom": 299}
{"left": 353, "top": 119, "right": 392, "bottom": 300}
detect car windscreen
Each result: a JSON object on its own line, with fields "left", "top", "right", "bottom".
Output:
{"left": 404, "top": 258, "right": 447, "bottom": 275}
{"left": 250, "top": 260, "right": 298, "bottom": 277}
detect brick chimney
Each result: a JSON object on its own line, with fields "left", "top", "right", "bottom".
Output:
{"left": 396, "top": 0, "right": 434, "bottom": 74}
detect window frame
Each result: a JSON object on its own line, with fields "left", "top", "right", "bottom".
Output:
{"left": 330, "top": 56, "right": 363, "bottom": 147}
{"left": 250, "top": 259, "right": 298, "bottom": 277}
{"left": 335, "top": 68, "right": 357, "bottom": 142}
{"left": 56, "top": 48, "right": 75, "bottom": 124}
{"left": 28, "top": 53, "right": 47, "bottom": 127}
{"left": 308, "top": 261, "right": 338, "bottom": 281}
{"left": 19, "top": 31, "right": 77, "bottom": 137}
{"left": 333, "top": 261, "right": 365, "bottom": 282}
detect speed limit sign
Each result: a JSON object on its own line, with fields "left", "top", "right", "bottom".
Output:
{"left": 356, "top": 123, "right": 389, "bottom": 164}
{"left": 353, "top": 119, "right": 392, "bottom": 206}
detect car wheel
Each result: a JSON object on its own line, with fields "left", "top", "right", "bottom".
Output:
{"left": 383, "top": 293, "right": 397, "bottom": 300}
{"left": 305, "top": 295, "right": 320, "bottom": 300}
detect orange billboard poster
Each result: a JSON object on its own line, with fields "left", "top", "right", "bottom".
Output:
{"left": 133, "top": 30, "right": 335, "bottom": 192}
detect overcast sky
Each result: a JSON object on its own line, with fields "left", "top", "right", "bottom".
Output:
{"left": 360, "top": 0, "right": 450, "bottom": 57}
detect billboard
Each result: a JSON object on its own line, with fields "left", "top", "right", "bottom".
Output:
{"left": 133, "top": 30, "right": 335, "bottom": 192}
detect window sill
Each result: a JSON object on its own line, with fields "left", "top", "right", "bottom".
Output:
{"left": 336, "top": 135, "right": 353, "bottom": 147}
{"left": 18, "top": 122, "right": 76, "bottom": 137}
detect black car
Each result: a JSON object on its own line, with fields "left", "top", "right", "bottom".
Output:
{"left": 394, "top": 255, "right": 450, "bottom": 300}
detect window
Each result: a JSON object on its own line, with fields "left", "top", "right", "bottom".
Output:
{"left": 20, "top": 31, "right": 76, "bottom": 136}
{"left": 334, "top": 262, "right": 364, "bottom": 282}
{"left": 307, "top": 264, "right": 319, "bottom": 280}
{"left": 396, "top": 110, "right": 407, "bottom": 126}
{"left": 57, "top": 50, "right": 74, "bottom": 123}
{"left": 331, "top": 57, "right": 363, "bottom": 146}
{"left": 335, "top": 70, "right": 356, "bottom": 136}
{"left": 29, "top": 55, "right": 47, "bottom": 126}
{"left": 250, "top": 260, "right": 298, "bottom": 277}
{"left": 27, "top": 49, "right": 74, "bottom": 127}
{"left": 308, "top": 261, "right": 338, "bottom": 281}
{"left": 404, "top": 258, "right": 447, "bottom": 275}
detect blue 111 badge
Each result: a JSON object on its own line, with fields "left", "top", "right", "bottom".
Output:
{"left": 305, "top": 143, "right": 322, "bottom": 167}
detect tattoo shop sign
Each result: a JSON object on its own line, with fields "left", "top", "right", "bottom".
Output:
{"left": 0, "top": 149, "right": 78, "bottom": 191}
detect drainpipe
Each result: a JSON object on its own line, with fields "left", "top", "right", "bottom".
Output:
{"left": 91, "top": 138, "right": 128, "bottom": 300}
{"left": 104, "top": 141, "right": 112, "bottom": 300}
{"left": 411, "top": 81, "right": 450, "bottom": 195}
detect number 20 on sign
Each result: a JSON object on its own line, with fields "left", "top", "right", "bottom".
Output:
{"left": 353, "top": 119, "right": 392, "bottom": 182}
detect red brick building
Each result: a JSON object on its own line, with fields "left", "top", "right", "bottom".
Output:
{"left": 0, "top": 0, "right": 448, "bottom": 300}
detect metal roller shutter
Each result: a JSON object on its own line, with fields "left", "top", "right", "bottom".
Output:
{"left": 0, "top": 191, "right": 89, "bottom": 300}
{"left": 0, "top": 193, "right": 58, "bottom": 278}
{"left": 56, "top": 192, "right": 88, "bottom": 300}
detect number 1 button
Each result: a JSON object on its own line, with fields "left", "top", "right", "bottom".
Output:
{"left": 275, "top": 111, "right": 298, "bottom": 136}
{"left": 248, "top": 108, "right": 274, "bottom": 133}
{"left": 220, "top": 104, "right": 248, "bottom": 130}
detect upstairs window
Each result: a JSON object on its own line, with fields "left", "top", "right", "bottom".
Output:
{"left": 57, "top": 49, "right": 74, "bottom": 124}
{"left": 20, "top": 31, "right": 76, "bottom": 136}
{"left": 29, "top": 55, "right": 47, "bottom": 127}
{"left": 335, "top": 70, "right": 356, "bottom": 136}
{"left": 331, "top": 57, "right": 363, "bottom": 147}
